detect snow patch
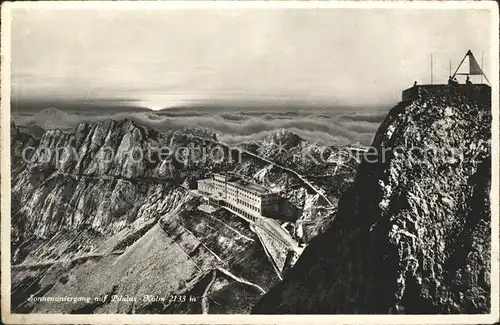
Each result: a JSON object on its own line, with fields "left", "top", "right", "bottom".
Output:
{"left": 386, "top": 124, "right": 396, "bottom": 139}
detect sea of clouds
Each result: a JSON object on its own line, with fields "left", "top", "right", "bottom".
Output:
{"left": 12, "top": 105, "right": 389, "bottom": 146}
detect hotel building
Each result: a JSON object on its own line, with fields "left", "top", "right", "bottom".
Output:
{"left": 197, "top": 173, "right": 280, "bottom": 221}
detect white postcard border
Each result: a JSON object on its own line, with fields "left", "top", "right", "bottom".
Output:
{"left": 1, "top": 1, "right": 498, "bottom": 324}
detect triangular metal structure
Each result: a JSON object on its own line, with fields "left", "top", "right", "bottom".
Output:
{"left": 452, "top": 49, "right": 490, "bottom": 84}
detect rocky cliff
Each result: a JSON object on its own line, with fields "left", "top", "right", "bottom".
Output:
{"left": 252, "top": 87, "right": 492, "bottom": 314}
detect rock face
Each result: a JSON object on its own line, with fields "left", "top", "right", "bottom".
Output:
{"left": 11, "top": 120, "right": 182, "bottom": 256}
{"left": 252, "top": 87, "right": 491, "bottom": 314}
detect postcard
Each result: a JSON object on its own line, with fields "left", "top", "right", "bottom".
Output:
{"left": 1, "top": 1, "right": 499, "bottom": 324}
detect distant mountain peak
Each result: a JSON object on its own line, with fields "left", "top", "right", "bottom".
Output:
{"left": 263, "top": 128, "right": 302, "bottom": 148}
{"left": 35, "top": 106, "right": 67, "bottom": 116}
{"left": 28, "top": 106, "right": 73, "bottom": 131}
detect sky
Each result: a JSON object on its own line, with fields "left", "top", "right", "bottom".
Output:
{"left": 10, "top": 7, "right": 494, "bottom": 110}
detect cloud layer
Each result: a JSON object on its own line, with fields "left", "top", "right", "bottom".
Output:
{"left": 14, "top": 105, "right": 389, "bottom": 146}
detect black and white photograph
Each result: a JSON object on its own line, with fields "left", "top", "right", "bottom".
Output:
{"left": 1, "top": 1, "right": 498, "bottom": 323}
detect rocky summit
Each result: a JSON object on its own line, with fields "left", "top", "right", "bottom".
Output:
{"left": 252, "top": 87, "right": 492, "bottom": 314}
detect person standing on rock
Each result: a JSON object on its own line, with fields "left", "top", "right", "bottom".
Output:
{"left": 448, "top": 76, "right": 458, "bottom": 86}
{"left": 465, "top": 75, "right": 473, "bottom": 97}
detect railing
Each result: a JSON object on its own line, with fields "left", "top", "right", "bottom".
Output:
{"left": 402, "top": 84, "right": 491, "bottom": 105}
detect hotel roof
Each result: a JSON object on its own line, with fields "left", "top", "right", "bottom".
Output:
{"left": 198, "top": 179, "right": 213, "bottom": 185}
{"left": 211, "top": 173, "right": 275, "bottom": 195}
{"left": 230, "top": 179, "right": 270, "bottom": 194}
